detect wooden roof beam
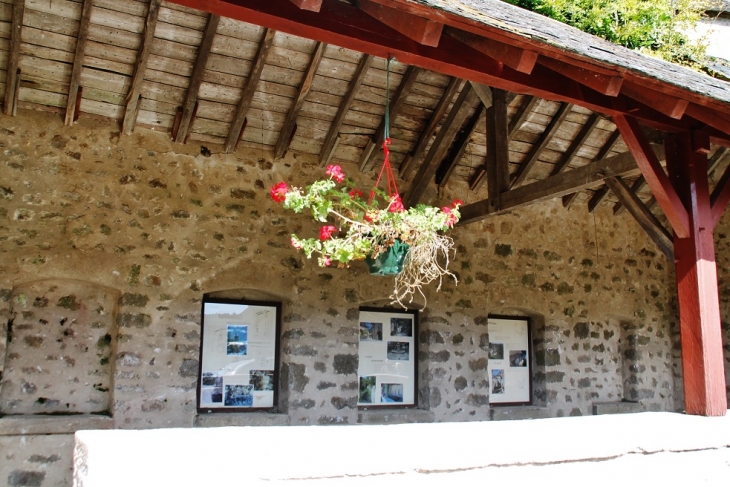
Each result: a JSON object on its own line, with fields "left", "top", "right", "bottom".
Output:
{"left": 123, "top": 0, "right": 162, "bottom": 135}
{"left": 510, "top": 102, "right": 572, "bottom": 188}
{"left": 605, "top": 176, "right": 674, "bottom": 260}
{"left": 685, "top": 103, "right": 730, "bottom": 140}
{"left": 538, "top": 57, "right": 623, "bottom": 96}
{"left": 175, "top": 14, "right": 220, "bottom": 143}
{"left": 275, "top": 41, "right": 326, "bottom": 160}
{"left": 582, "top": 129, "right": 623, "bottom": 212}
{"left": 319, "top": 53, "right": 374, "bottom": 165}
{"left": 549, "top": 112, "right": 601, "bottom": 176}
{"left": 399, "top": 77, "right": 464, "bottom": 177}
{"left": 615, "top": 114, "right": 689, "bottom": 238}
{"left": 404, "top": 84, "right": 478, "bottom": 207}
{"left": 4, "top": 0, "right": 24, "bottom": 116}
{"left": 65, "top": 0, "right": 93, "bottom": 126}
{"left": 224, "top": 28, "right": 276, "bottom": 153}
{"left": 613, "top": 175, "right": 645, "bottom": 215}
{"left": 621, "top": 81, "right": 688, "bottom": 120}
{"left": 458, "top": 144, "right": 663, "bottom": 226}
{"left": 358, "top": 0, "right": 443, "bottom": 47}
{"left": 436, "top": 103, "right": 485, "bottom": 187}
{"left": 508, "top": 95, "right": 537, "bottom": 137}
{"left": 481, "top": 89, "right": 510, "bottom": 212}
{"left": 359, "top": 65, "right": 421, "bottom": 172}
{"left": 289, "top": 0, "right": 322, "bottom": 12}
{"left": 445, "top": 27, "right": 537, "bottom": 74}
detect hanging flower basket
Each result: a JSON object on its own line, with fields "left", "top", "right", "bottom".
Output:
{"left": 270, "top": 165, "right": 462, "bottom": 308}
{"left": 365, "top": 239, "right": 409, "bottom": 276}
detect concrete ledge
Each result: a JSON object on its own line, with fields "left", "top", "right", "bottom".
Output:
{"left": 0, "top": 414, "right": 113, "bottom": 436}
{"left": 490, "top": 406, "right": 551, "bottom": 421}
{"left": 194, "top": 413, "right": 290, "bottom": 427}
{"left": 593, "top": 401, "right": 644, "bottom": 415}
{"left": 357, "top": 408, "right": 435, "bottom": 424}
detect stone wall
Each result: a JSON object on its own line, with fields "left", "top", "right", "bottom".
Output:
{"left": 0, "top": 109, "right": 721, "bottom": 485}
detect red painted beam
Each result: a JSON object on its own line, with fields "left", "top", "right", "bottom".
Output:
{"left": 666, "top": 132, "right": 727, "bottom": 416}
{"left": 614, "top": 114, "right": 690, "bottom": 238}
{"left": 538, "top": 56, "right": 622, "bottom": 96}
{"left": 622, "top": 80, "right": 689, "bottom": 120}
{"left": 359, "top": 0, "right": 443, "bottom": 47}
{"left": 446, "top": 27, "right": 537, "bottom": 74}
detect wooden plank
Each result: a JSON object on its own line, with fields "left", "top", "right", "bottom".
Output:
{"left": 64, "top": 0, "right": 93, "bottom": 125}
{"left": 508, "top": 95, "right": 536, "bottom": 137}
{"left": 399, "top": 77, "right": 462, "bottom": 177}
{"left": 274, "top": 40, "right": 325, "bottom": 159}
{"left": 224, "top": 27, "right": 276, "bottom": 152}
{"left": 549, "top": 112, "right": 600, "bottom": 176}
{"left": 538, "top": 56, "right": 623, "bottom": 96}
{"left": 404, "top": 83, "right": 477, "bottom": 207}
{"left": 613, "top": 175, "right": 645, "bottom": 216}
{"left": 510, "top": 102, "right": 572, "bottom": 188}
{"left": 615, "top": 114, "right": 690, "bottom": 238}
{"left": 604, "top": 176, "right": 673, "bottom": 259}
{"left": 359, "top": 0, "right": 442, "bottom": 47}
{"left": 3, "top": 0, "right": 22, "bottom": 116}
{"left": 123, "top": 0, "right": 161, "bottom": 134}
{"left": 175, "top": 13, "right": 219, "bottom": 143}
{"left": 469, "top": 81, "right": 492, "bottom": 109}
{"left": 358, "top": 64, "right": 420, "bottom": 172}
{"left": 582, "top": 129, "right": 622, "bottom": 211}
{"left": 459, "top": 145, "right": 660, "bottom": 225}
{"left": 318, "top": 53, "right": 373, "bottom": 165}
{"left": 436, "top": 103, "right": 484, "bottom": 187}
{"left": 446, "top": 26, "right": 536, "bottom": 74}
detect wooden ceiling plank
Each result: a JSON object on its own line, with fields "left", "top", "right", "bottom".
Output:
{"left": 614, "top": 114, "right": 690, "bottom": 238}
{"left": 224, "top": 27, "right": 276, "bottom": 152}
{"left": 613, "top": 175, "right": 645, "bottom": 216}
{"left": 4, "top": 0, "right": 24, "bottom": 116}
{"left": 359, "top": 64, "right": 421, "bottom": 172}
{"left": 459, "top": 144, "right": 663, "bottom": 225}
{"left": 445, "top": 27, "right": 537, "bottom": 74}
{"left": 622, "top": 80, "right": 688, "bottom": 120}
{"left": 175, "top": 13, "right": 221, "bottom": 143}
{"left": 404, "top": 84, "right": 478, "bottom": 207}
{"left": 508, "top": 95, "right": 536, "bottom": 137}
{"left": 399, "top": 77, "right": 464, "bottom": 177}
{"left": 359, "top": 0, "right": 443, "bottom": 47}
{"left": 318, "top": 53, "right": 374, "bottom": 165}
{"left": 289, "top": 0, "right": 323, "bottom": 12}
{"left": 605, "top": 176, "right": 674, "bottom": 259}
{"left": 549, "top": 112, "right": 600, "bottom": 176}
{"left": 274, "top": 41, "right": 326, "bottom": 159}
{"left": 580, "top": 129, "right": 623, "bottom": 211}
{"left": 436, "top": 103, "right": 485, "bottom": 187}
{"left": 123, "top": 0, "right": 162, "bottom": 135}
{"left": 64, "top": 0, "right": 94, "bottom": 126}
{"left": 510, "top": 102, "right": 572, "bottom": 188}
{"left": 538, "top": 56, "right": 623, "bottom": 96}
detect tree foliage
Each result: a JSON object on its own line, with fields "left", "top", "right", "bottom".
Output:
{"left": 505, "top": 0, "right": 712, "bottom": 68}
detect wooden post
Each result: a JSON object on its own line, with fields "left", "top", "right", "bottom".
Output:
{"left": 665, "top": 132, "right": 727, "bottom": 416}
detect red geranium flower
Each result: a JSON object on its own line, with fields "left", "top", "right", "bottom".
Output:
{"left": 319, "top": 225, "right": 337, "bottom": 241}
{"left": 452, "top": 199, "right": 464, "bottom": 208}
{"left": 270, "top": 182, "right": 288, "bottom": 203}
{"left": 325, "top": 164, "right": 345, "bottom": 183}
{"left": 388, "top": 195, "right": 405, "bottom": 213}
{"left": 348, "top": 188, "right": 364, "bottom": 200}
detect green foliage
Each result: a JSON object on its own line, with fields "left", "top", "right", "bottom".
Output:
{"left": 505, "top": 0, "right": 710, "bottom": 68}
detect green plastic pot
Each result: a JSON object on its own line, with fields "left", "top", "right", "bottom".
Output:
{"left": 365, "top": 239, "right": 409, "bottom": 276}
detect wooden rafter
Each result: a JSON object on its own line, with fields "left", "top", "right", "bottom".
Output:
{"left": 685, "top": 103, "right": 730, "bottom": 141}
{"left": 64, "top": 0, "right": 93, "bottom": 126}
{"left": 123, "top": 0, "right": 162, "bottom": 135}
{"left": 458, "top": 144, "right": 663, "bottom": 226}
{"left": 582, "top": 129, "right": 623, "bottom": 211}
{"left": 175, "top": 14, "right": 220, "bottom": 143}
{"left": 622, "top": 81, "right": 688, "bottom": 120}
{"left": 359, "top": 65, "right": 421, "bottom": 172}
{"left": 274, "top": 41, "right": 326, "bottom": 160}
{"left": 508, "top": 95, "right": 536, "bottom": 137}
{"left": 399, "top": 77, "right": 463, "bottom": 177}
{"left": 224, "top": 28, "right": 276, "bottom": 153}
{"left": 613, "top": 176, "right": 645, "bottom": 216}
{"left": 614, "top": 114, "right": 690, "bottom": 238}
{"left": 510, "top": 102, "right": 572, "bottom": 188}
{"left": 538, "top": 57, "right": 623, "bottom": 96}
{"left": 605, "top": 176, "right": 673, "bottom": 259}
{"left": 404, "top": 83, "right": 478, "bottom": 207}
{"left": 549, "top": 112, "right": 600, "bottom": 176}
{"left": 4, "top": 0, "right": 24, "bottom": 116}
{"left": 289, "top": 0, "right": 322, "bottom": 12}
{"left": 445, "top": 27, "right": 537, "bottom": 74}
{"left": 436, "top": 103, "right": 485, "bottom": 187}
{"left": 359, "top": 0, "right": 443, "bottom": 47}
{"left": 319, "top": 53, "right": 374, "bottom": 165}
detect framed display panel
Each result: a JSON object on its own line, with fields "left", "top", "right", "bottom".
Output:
{"left": 197, "top": 298, "right": 281, "bottom": 413}
{"left": 487, "top": 315, "right": 532, "bottom": 406}
{"left": 357, "top": 307, "right": 418, "bottom": 408}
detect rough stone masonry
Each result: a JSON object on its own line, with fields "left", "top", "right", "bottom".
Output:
{"left": 0, "top": 109, "right": 728, "bottom": 486}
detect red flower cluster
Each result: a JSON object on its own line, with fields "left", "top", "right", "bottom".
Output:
{"left": 348, "top": 188, "right": 363, "bottom": 200}
{"left": 325, "top": 164, "right": 345, "bottom": 183}
{"left": 270, "top": 182, "right": 288, "bottom": 203}
{"left": 319, "top": 225, "right": 337, "bottom": 241}
{"left": 388, "top": 194, "right": 405, "bottom": 213}
{"left": 451, "top": 199, "right": 464, "bottom": 208}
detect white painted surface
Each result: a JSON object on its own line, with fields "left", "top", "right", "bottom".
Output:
{"left": 74, "top": 411, "right": 730, "bottom": 486}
